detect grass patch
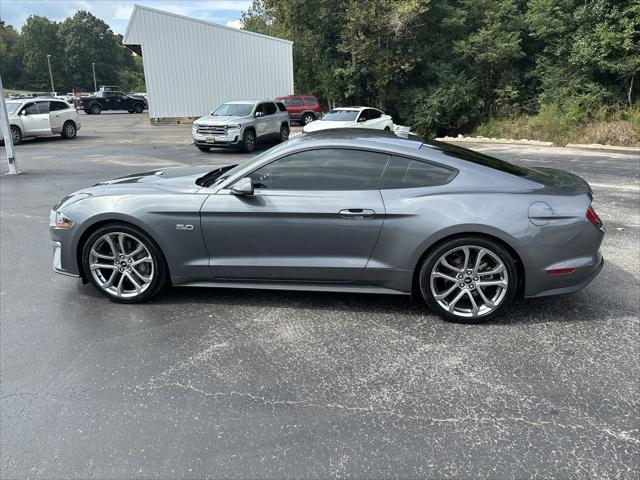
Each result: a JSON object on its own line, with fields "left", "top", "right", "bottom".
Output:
{"left": 474, "top": 105, "right": 640, "bottom": 146}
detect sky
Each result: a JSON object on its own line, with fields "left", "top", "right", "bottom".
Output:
{"left": 0, "top": 0, "right": 251, "bottom": 33}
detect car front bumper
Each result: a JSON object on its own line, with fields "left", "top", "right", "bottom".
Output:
{"left": 192, "top": 128, "right": 242, "bottom": 147}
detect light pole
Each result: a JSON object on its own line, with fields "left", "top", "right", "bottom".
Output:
{"left": 46, "top": 54, "right": 54, "bottom": 94}
{"left": 92, "top": 62, "right": 97, "bottom": 92}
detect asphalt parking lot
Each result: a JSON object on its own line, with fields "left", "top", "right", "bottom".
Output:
{"left": 1, "top": 112, "right": 639, "bottom": 478}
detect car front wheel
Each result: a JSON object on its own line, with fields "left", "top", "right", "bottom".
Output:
{"left": 301, "top": 112, "right": 315, "bottom": 125}
{"left": 90, "top": 104, "right": 101, "bottom": 115}
{"left": 82, "top": 223, "right": 168, "bottom": 303}
{"left": 279, "top": 124, "right": 290, "bottom": 142}
{"left": 10, "top": 126, "right": 22, "bottom": 145}
{"left": 241, "top": 129, "right": 256, "bottom": 153}
{"left": 419, "top": 236, "right": 517, "bottom": 323}
{"left": 133, "top": 103, "right": 144, "bottom": 113}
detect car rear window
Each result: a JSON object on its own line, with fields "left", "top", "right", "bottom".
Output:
{"left": 381, "top": 156, "right": 457, "bottom": 189}
{"left": 422, "top": 141, "right": 535, "bottom": 178}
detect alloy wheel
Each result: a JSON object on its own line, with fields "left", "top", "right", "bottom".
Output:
{"left": 64, "top": 123, "right": 76, "bottom": 138}
{"left": 89, "top": 232, "right": 154, "bottom": 298}
{"left": 429, "top": 245, "right": 508, "bottom": 319}
{"left": 11, "top": 128, "right": 20, "bottom": 144}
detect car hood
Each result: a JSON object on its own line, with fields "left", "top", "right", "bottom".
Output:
{"left": 54, "top": 165, "right": 232, "bottom": 210}
{"left": 195, "top": 115, "right": 247, "bottom": 126}
{"left": 303, "top": 120, "right": 358, "bottom": 133}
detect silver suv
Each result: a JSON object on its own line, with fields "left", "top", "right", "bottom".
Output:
{"left": 192, "top": 100, "right": 290, "bottom": 153}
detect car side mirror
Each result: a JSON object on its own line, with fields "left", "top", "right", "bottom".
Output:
{"left": 20, "top": 110, "right": 28, "bottom": 116}
{"left": 255, "top": 111, "right": 264, "bottom": 118}
{"left": 358, "top": 117, "right": 367, "bottom": 123}
{"left": 230, "top": 177, "right": 254, "bottom": 196}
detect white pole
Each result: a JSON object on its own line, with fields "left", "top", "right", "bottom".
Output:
{"left": 0, "top": 75, "right": 19, "bottom": 175}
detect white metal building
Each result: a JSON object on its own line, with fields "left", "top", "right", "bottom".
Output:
{"left": 123, "top": 5, "right": 294, "bottom": 119}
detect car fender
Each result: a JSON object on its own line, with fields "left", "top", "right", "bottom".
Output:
{"left": 409, "top": 223, "right": 534, "bottom": 276}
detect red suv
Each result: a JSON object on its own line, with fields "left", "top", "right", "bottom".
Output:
{"left": 276, "top": 95, "right": 321, "bottom": 125}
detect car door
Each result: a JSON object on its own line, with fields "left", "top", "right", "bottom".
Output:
{"left": 19, "top": 102, "right": 50, "bottom": 136}
{"left": 365, "top": 108, "right": 386, "bottom": 129}
{"left": 48, "top": 101, "right": 67, "bottom": 133}
{"left": 289, "top": 97, "right": 305, "bottom": 120}
{"left": 200, "top": 148, "right": 389, "bottom": 282}
{"left": 254, "top": 102, "right": 269, "bottom": 138}
{"left": 264, "top": 102, "right": 279, "bottom": 136}
{"left": 356, "top": 109, "right": 369, "bottom": 127}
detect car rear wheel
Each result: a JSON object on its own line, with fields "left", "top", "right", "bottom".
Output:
{"left": 10, "top": 126, "right": 22, "bottom": 145}
{"left": 241, "top": 129, "right": 256, "bottom": 153}
{"left": 61, "top": 121, "right": 77, "bottom": 139}
{"left": 419, "top": 236, "right": 517, "bottom": 323}
{"left": 197, "top": 145, "right": 211, "bottom": 152}
{"left": 82, "top": 223, "right": 168, "bottom": 303}
{"left": 301, "top": 112, "right": 315, "bottom": 125}
{"left": 133, "top": 103, "right": 144, "bottom": 113}
{"left": 279, "top": 124, "right": 290, "bottom": 142}
{"left": 90, "top": 104, "right": 101, "bottom": 115}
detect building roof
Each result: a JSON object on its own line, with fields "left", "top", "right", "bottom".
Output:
{"left": 123, "top": 4, "right": 293, "bottom": 49}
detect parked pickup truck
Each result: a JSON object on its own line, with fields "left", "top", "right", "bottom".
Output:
{"left": 78, "top": 91, "right": 147, "bottom": 115}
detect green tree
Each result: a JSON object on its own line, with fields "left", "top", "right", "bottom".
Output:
{"left": 18, "top": 16, "right": 63, "bottom": 91}
{"left": 0, "top": 21, "right": 22, "bottom": 86}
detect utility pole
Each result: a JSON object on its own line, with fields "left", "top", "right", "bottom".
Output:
{"left": 0, "top": 75, "right": 19, "bottom": 174}
{"left": 92, "top": 62, "right": 97, "bottom": 92}
{"left": 46, "top": 54, "right": 55, "bottom": 94}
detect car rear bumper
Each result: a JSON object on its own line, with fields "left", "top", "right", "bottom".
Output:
{"left": 525, "top": 252, "right": 604, "bottom": 298}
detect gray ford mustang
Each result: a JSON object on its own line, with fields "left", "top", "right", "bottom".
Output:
{"left": 50, "top": 129, "right": 605, "bottom": 323}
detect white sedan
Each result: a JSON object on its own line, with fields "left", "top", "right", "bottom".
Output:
{"left": 302, "top": 106, "right": 394, "bottom": 133}
{"left": 2, "top": 98, "right": 81, "bottom": 145}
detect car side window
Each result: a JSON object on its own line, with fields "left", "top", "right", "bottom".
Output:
{"left": 264, "top": 102, "right": 277, "bottom": 115}
{"left": 276, "top": 102, "right": 287, "bottom": 112}
{"left": 380, "top": 156, "right": 457, "bottom": 189}
{"left": 21, "top": 102, "right": 39, "bottom": 115}
{"left": 254, "top": 103, "right": 265, "bottom": 115}
{"left": 357, "top": 110, "right": 369, "bottom": 122}
{"left": 35, "top": 101, "right": 50, "bottom": 114}
{"left": 368, "top": 109, "right": 382, "bottom": 120}
{"left": 304, "top": 97, "right": 318, "bottom": 105}
{"left": 50, "top": 101, "right": 67, "bottom": 111}
{"left": 291, "top": 98, "right": 304, "bottom": 107}
{"left": 249, "top": 149, "right": 390, "bottom": 191}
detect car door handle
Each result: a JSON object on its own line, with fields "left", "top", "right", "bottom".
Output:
{"left": 339, "top": 209, "right": 376, "bottom": 219}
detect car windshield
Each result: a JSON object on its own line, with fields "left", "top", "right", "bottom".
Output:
{"left": 211, "top": 103, "right": 253, "bottom": 117}
{"left": 322, "top": 110, "right": 359, "bottom": 121}
{"left": 5, "top": 102, "right": 21, "bottom": 115}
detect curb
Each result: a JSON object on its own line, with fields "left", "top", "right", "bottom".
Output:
{"left": 564, "top": 143, "right": 640, "bottom": 154}
{"left": 436, "top": 136, "right": 553, "bottom": 146}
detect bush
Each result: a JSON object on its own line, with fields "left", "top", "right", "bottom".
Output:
{"left": 473, "top": 105, "right": 640, "bottom": 146}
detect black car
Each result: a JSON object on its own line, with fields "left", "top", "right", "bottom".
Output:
{"left": 79, "top": 91, "right": 146, "bottom": 115}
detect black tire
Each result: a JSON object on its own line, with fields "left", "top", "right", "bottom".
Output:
{"left": 90, "top": 104, "right": 101, "bottom": 115}
{"left": 384, "top": 126, "right": 391, "bottom": 131}
{"left": 133, "top": 102, "right": 144, "bottom": 113}
{"left": 241, "top": 129, "right": 256, "bottom": 153}
{"left": 418, "top": 236, "right": 518, "bottom": 324}
{"left": 197, "top": 145, "right": 211, "bottom": 152}
{"left": 279, "top": 124, "right": 290, "bottom": 143}
{"left": 61, "top": 121, "right": 77, "bottom": 139}
{"left": 10, "top": 125, "right": 22, "bottom": 145}
{"left": 82, "top": 223, "right": 169, "bottom": 304}
{"left": 301, "top": 112, "right": 315, "bottom": 125}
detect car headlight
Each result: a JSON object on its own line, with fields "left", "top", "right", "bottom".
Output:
{"left": 227, "top": 124, "right": 241, "bottom": 130}
{"left": 49, "top": 210, "right": 75, "bottom": 229}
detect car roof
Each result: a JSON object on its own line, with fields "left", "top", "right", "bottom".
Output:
{"left": 224, "top": 99, "right": 274, "bottom": 104}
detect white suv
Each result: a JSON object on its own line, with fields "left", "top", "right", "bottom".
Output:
{"left": 3, "top": 98, "right": 81, "bottom": 145}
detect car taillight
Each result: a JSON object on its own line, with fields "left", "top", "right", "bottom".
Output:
{"left": 586, "top": 205, "right": 603, "bottom": 228}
